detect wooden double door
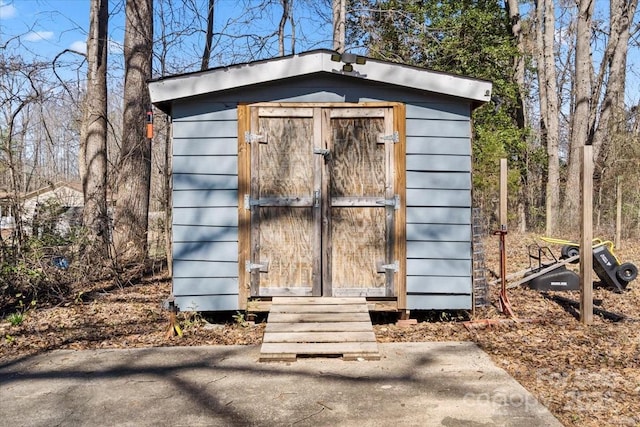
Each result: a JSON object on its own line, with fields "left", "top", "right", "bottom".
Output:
{"left": 243, "top": 104, "right": 402, "bottom": 298}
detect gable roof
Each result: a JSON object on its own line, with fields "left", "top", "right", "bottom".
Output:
{"left": 149, "top": 49, "right": 492, "bottom": 112}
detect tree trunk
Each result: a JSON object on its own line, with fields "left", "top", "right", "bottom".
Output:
{"left": 201, "top": 0, "right": 214, "bottom": 71}
{"left": 536, "top": 0, "right": 561, "bottom": 235}
{"left": 333, "top": 0, "right": 346, "bottom": 53}
{"left": 81, "top": 0, "right": 109, "bottom": 255}
{"left": 505, "top": 0, "right": 527, "bottom": 129}
{"left": 113, "top": 0, "right": 153, "bottom": 265}
{"left": 278, "top": 0, "right": 290, "bottom": 56}
{"left": 563, "top": 0, "right": 595, "bottom": 229}
{"left": 591, "top": 0, "right": 637, "bottom": 164}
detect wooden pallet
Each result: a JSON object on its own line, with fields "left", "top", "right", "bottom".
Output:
{"left": 259, "top": 297, "right": 380, "bottom": 362}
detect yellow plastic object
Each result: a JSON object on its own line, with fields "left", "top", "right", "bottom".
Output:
{"left": 539, "top": 236, "right": 620, "bottom": 264}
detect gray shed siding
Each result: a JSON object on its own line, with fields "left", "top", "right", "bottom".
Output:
{"left": 170, "top": 76, "right": 472, "bottom": 311}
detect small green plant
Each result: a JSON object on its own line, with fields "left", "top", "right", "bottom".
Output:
{"left": 232, "top": 311, "right": 248, "bottom": 327}
{"left": 8, "top": 312, "right": 24, "bottom": 326}
{"left": 74, "top": 291, "right": 85, "bottom": 304}
{"left": 5, "top": 334, "right": 15, "bottom": 344}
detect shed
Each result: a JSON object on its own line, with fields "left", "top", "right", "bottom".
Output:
{"left": 149, "top": 50, "right": 492, "bottom": 314}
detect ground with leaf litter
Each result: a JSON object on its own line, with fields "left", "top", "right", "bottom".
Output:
{"left": 1, "top": 232, "right": 639, "bottom": 427}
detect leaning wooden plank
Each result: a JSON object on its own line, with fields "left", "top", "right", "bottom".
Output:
{"left": 260, "top": 342, "right": 379, "bottom": 355}
{"left": 263, "top": 332, "right": 376, "bottom": 343}
{"left": 269, "top": 304, "right": 369, "bottom": 314}
{"left": 507, "top": 255, "right": 579, "bottom": 289}
{"left": 267, "top": 312, "right": 371, "bottom": 323}
{"left": 265, "top": 322, "right": 373, "bottom": 333}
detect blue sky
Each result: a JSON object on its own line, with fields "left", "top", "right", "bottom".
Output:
{"left": 1, "top": 0, "right": 639, "bottom": 104}
{"left": 1, "top": 0, "right": 95, "bottom": 56}
{"left": 0, "top": 0, "right": 333, "bottom": 76}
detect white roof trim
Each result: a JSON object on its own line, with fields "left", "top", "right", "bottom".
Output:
{"left": 149, "top": 51, "right": 492, "bottom": 105}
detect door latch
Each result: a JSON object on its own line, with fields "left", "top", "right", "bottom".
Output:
{"left": 314, "top": 190, "right": 320, "bottom": 208}
{"left": 313, "top": 148, "right": 331, "bottom": 159}
{"left": 245, "top": 260, "right": 269, "bottom": 272}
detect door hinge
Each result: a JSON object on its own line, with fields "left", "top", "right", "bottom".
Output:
{"left": 376, "top": 194, "right": 401, "bottom": 210}
{"left": 377, "top": 260, "right": 399, "bottom": 273}
{"left": 244, "top": 194, "right": 263, "bottom": 209}
{"left": 245, "top": 131, "right": 267, "bottom": 144}
{"left": 245, "top": 260, "right": 269, "bottom": 272}
{"left": 377, "top": 131, "right": 399, "bottom": 143}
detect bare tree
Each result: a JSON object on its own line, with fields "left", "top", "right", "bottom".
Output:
{"left": 278, "top": 0, "right": 291, "bottom": 56}
{"left": 535, "top": 0, "right": 561, "bottom": 234}
{"left": 563, "top": 0, "right": 595, "bottom": 225}
{"left": 80, "top": 0, "right": 109, "bottom": 254}
{"left": 333, "top": 0, "right": 346, "bottom": 53}
{"left": 112, "top": 0, "right": 154, "bottom": 265}
{"left": 201, "top": 0, "right": 215, "bottom": 70}
{"left": 591, "top": 0, "right": 638, "bottom": 178}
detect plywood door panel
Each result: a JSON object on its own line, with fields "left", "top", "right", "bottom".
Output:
{"left": 329, "top": 114, "right": 390, "bottom": 296}
{"left": 252, "top": 112, "right": 317, "bottom": 296}
{"left": 331, "top": 207, "right": 386, "bottom": 289}
{"left": 258, "top": 207, "right": 314, "bottom": 289}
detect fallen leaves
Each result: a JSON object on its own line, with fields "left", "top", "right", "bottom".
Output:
{"left": 1, "top": 232, "right": 639, "bottom": 426}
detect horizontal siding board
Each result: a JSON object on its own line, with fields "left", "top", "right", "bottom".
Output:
{"left": 173, "top": 242, "right": 238, "bottom": 262}
{"left": 406, "top": 119, "right": 470, "bottom": 138}
{"left": 406, "top": 276, "right": 472, "bottom": 294}
{"left": 173, "top": 225, "right": 238, "bottom": 242}
{"left": 406, "top": 294, "right": 472, "bottom": 310}
{"left": 173, "top": 138, "right": 238, "bottom": 156}
{"left": 406, "top": 137, "right": 470, "bottom": 155}
{"left": 173, "top": 155, "right": 237, "bottom": 175}
{"left": 407, "top": 172, "right": 470, "bottom": 190}
{"left": 405, "top": 103, "right": 471, "bottom": 121}
{"left": 407, "top": 224, "right": 471, "bottom": 241}
{"left": 173, "top": 189, "right": 238, "bottom": 208}
{"left": 173, "top": 277, "right": 239, "bottom": 295}
{"left": 406, "top": 189, "right": 471, "bottom": 207}
{"left": 172, "top": 120, "right": 237, "bottom": 138}
{"left": 406, "top": 207, "right": 471, "bottom": 224}
{"left": 406, "top": 241, "right": 471, "bottom": 259}
{"left": 407, "top": 259, "right": 471, "bottom": 276}
{"left": 173, "top": 260, "right": 238, "bottom": 278}
{"left": 172, "top": 104, "right": 237, "bottom": 121}
{"left": 174, "top": 295, "right": 239, "bottom": 312}
{"left": 173, "top": 173, "right": 238, "bottom": 191}
{"left": 406, "top": 154, "right": 471, "bottom": 172}
{"left": 173, "top": 207, "right": 238, "bottom": 226}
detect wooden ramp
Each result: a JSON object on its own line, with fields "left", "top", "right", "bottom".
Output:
{"left": 259, "top": 297, "right": 380, "bottom": 362}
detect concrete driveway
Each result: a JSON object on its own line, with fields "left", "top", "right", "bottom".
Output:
{"left": 0, "top": 342, "right": 562, "bottom": 426}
